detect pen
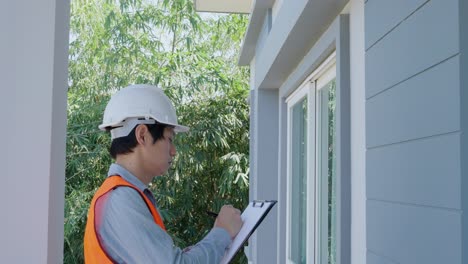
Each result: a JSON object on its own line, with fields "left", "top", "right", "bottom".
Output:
{"left": 206, "top": 210, "right": 218, "bottom": 218}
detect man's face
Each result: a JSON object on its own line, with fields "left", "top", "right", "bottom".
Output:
{"left": 142, "top": 127, "right": 176, "bottom": 176}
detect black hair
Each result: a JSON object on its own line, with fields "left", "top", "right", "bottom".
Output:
{"left": 108, "top": 122, "right": 170, "bottom": 159}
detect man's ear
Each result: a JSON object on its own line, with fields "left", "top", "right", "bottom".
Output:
{"left": 134, "top": 124, "right": 148, "bottom": 145}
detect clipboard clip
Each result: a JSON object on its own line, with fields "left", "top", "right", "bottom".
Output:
{"left": 252, "top": 200, "right": 265, "bottom": 207}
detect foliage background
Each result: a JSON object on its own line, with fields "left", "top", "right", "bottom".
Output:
{"left": 65, "top": 0, "right": 250, "bottom": 263}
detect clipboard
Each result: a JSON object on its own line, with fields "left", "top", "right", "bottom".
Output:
{"left": 220, "top": 200, "right": 277, "bottom": 264}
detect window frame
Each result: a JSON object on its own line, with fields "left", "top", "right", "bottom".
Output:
{"left": 285, "top": 78, "right": 315, "bottom": 264}
{"left": 280, "top": 14, "right": 350, "bottom": 264}
{"left": 285, "top": 53, "right": 337, "bottom": 264}
{"left": 315, "top": 63, "right": 337, "bottom": 264}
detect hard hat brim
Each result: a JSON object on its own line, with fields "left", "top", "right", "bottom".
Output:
{"left": 99, "top": 116, "right": 189, "bottom": 134}
{"left": 172, "top": 124, "right": 190, "bottom": 133}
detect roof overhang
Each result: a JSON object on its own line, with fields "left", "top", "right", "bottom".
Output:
{"left": 193, "top": 0, "right": 253, "bottom": 14}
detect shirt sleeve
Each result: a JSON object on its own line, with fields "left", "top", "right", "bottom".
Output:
{"left": 96, "top": 187, "right": 232, "bottom": 264}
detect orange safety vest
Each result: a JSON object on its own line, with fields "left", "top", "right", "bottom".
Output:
{"left": 84, "top": 175, "right": 166, "bottom": 264}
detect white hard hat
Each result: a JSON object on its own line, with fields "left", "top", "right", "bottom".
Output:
{"left": 99, "top": 84, "right": 189, "bottom": 139}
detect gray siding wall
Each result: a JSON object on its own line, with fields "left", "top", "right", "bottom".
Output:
{"left": 365, "top": 0, "right": 463, "bottom": 263}
{"left": 460, "top": 0, "right": 468, "bottom": 262}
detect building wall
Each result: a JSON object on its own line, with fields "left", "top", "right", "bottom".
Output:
{"left": 365, "top": 0, "right": 462, "bottom": 263}
{"left": 1, "top": 0, "right": 69, "bottom": 263}
{"left": 461, "top": 1, "right": 468, "bottom": 263}
{"left": 271, "top": 0, "right": 283, "bottom": 22}
{"left": 248, "top": 88, "right": 280, "bottom": 264}
{"left": 247, "top": 0, "right": 365, "bottom": 263}
{"left": 255, "top": 9, "right": 272, "bottom": 58}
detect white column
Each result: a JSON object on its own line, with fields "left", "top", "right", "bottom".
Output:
{"left": 349, "top": 0, "right": 366, "bottom": 264}
{"left": 1, "top": 0, "right": 70, "bottom": 262}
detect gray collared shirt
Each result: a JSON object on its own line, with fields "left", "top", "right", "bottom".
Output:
{"left": 96, "top": 163, "right": 231, "bottom": 263}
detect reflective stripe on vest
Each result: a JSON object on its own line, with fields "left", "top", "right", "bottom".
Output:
{"left": 84, "top": 175, "right": 166, "bottom": 263}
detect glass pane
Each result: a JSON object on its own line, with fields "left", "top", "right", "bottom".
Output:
{"left": 290, "top": 97, "right": 307, "bottom": 264}
{"left": 327, "top": 80, "right": 336, "bottom": 264}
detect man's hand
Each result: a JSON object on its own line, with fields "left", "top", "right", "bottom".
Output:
{"left": 214, "top": 205, "right": 243, "bottom": 238}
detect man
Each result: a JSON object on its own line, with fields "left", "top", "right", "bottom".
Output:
{"left": 84, "top": 84, "right": 243, "bottom": 263}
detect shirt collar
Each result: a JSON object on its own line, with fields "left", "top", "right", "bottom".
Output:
{"left": 107, "top": 163, "right": 148, "bottom": 192}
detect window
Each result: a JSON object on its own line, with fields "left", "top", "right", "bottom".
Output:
{"left": 286, "top": 52, "right": 337, "bottom": 264}
{"left": 289, "top": 94, "right": 309, "bottom": 264}
{"left": 316, "top": 68, "right": 337, "bottom": 264}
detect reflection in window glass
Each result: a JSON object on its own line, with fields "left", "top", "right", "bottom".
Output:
{"left": 327, "top": 80, "right": 336, "bottom": 264}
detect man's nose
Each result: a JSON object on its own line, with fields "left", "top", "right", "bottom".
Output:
{"left": 170, "top": 144, "right": 177, "bottom": 156}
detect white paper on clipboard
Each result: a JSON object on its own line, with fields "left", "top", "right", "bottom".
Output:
{"left": 220, "top": 200, "right": 277, "bottom": 264}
